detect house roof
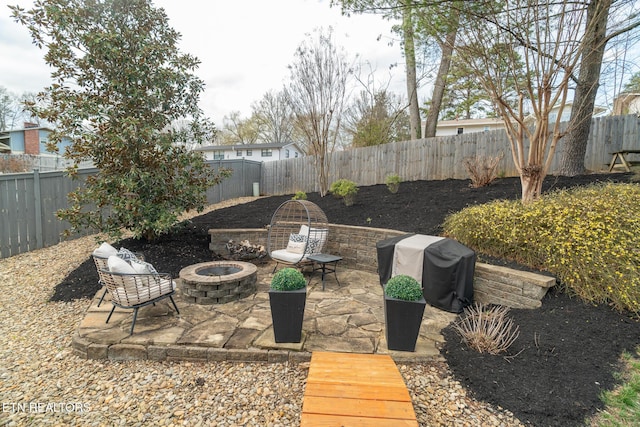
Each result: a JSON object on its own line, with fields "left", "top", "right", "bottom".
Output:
{"left": 196, "top": 142, "right": 301, "bottom": 151}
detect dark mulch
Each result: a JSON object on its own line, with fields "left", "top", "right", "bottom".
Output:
{"left": 52, "top": 172, "right": 640, "bottom": 427}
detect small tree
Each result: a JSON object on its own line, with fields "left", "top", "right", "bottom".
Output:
{"left": 11, "top": 0, "right": 230, "bottom": 241}
{"left": 218, "top": 110, "right": 261, "bottom": 145}
{"left": 252, "top": 90, "right": 295, "bottom": 144}
{"left": 455, "top": 1, "right": 589, "bottom": 203}
{"left": 345, "top": 65, "right": 410, "bottom": 147}
{"left": 284, "top": 27, "right": 351, "bottom": 196}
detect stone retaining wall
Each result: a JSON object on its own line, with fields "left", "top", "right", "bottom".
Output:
{"left": 208, "top": 226, "right": 555, "bottom": 309}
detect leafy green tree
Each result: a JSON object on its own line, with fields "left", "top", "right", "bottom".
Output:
{"left": 218, "top": 111, "right": 261, "bottom": 145}
{"left": 11, "top": 0, "right": 230, "bottom": 241}
{"left": 623, "top": 71, "right": 640, "bottom": 92}
{"left": 438, "top": 46, "right": 526, "bottom": 120}
{"left": 346, "top": 89, "right": 410, "bottom": 146}
{"left": 437, "top": 57, "right": 492, "bottom": 120}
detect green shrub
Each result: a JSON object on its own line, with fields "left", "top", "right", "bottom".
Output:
{"left": 443, "top": 182, "right": 640, "bottom": 316}
{"left": 385, "top": 275, "right": 423, "bottom": 301}
{"left": 270, "top": 268, "right": 306, "bottom": 291}
{"left": 385, "top": 174, "right": 401, "bottom": 193}
{"left": 330, "top": 179, "right": 358, "bottom": 206}
{"left": 292, "top": 191, "right": 307, "bottom": 200}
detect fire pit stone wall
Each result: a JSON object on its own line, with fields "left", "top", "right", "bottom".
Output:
{"left": 179, "top": 261, "right": 258, "bottom": 305}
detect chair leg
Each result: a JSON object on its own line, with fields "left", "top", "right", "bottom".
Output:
{"left": 272, "top": 262, "right": 279, "bottom": 274}
{"left": 169, "top": 296, "right": 180, "bottom": 315}
{"left": 106, "top": 305, "right": 116, "bottom": 324}
{"left": 130, "top": 308, "right": 139, "bottom": 335}
{"left": 97, "top": 287, "right": 108, "bottom": 307}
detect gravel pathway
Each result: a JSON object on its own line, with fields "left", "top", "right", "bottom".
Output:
{"left": 0, "top": 204, "right": 525, "bottom": 426}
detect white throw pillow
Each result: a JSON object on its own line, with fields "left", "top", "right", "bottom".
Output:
{"left": 130, "top": 260, "right": 151, "bottom": 274}
{"left": 93, "top": 242, "right": 118, "bottom": 258}
{"left": 286, "top": 240, "right": 306, "bottom": 254}
{"left": 107, "top": 255, "right": 136, "bottom": 274}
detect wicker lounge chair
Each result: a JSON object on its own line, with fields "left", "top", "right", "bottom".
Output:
{"left": 100, "top": 255, "right": 179, "bottom": 335}
{"left": 267, "top": 200, "right": 329, "bottom": 272}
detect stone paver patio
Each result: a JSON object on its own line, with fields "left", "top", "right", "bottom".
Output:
{"left": 73, "top": 262, "right": 458, "bottom": 364}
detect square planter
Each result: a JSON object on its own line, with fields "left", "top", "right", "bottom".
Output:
{"left": 384, "top": 295, "right": 426, "bottom": 352}
{"left": 268, "top": 287, "right": 307, "bottom": 343}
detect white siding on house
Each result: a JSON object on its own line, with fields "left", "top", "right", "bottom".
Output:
{"left": 197, "top": 143, "right": 303, "bottom": 162}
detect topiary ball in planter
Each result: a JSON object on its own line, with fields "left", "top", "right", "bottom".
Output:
{"left": 385, "top": 275, "right": 423, "bottom": 301}
{"left": 270, "top": 268, "right": 306, "bottom": 291}
{"left": 384, "top": 275, "right": 426, "bottom": 351}
{"left": 269, "top": 268, "right": 307, "bottom": 343}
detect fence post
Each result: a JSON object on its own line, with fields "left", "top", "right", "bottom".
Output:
{"left": 33, "top": 168, "right": 44, "bottom": 249}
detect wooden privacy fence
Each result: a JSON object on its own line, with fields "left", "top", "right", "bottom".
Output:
{"left": 0, "top": 159, "right": 261, "bottom": 259}
{"left": 261, "top": 114, "right": 640, "bottom": 195}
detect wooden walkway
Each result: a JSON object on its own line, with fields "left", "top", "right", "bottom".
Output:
{"left": 301, "top": 352, "right": 419, "bottom": 426}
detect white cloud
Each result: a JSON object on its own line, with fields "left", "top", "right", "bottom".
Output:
{"left": 0, "top": 0, "right": 408, "bottom": 124}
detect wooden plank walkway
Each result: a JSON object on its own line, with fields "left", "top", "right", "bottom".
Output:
{"left": 301, "top": 352, "right": 419, "bottom": 426}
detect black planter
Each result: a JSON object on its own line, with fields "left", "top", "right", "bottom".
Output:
{"left": 268, "top": 287, "right": 307, "bottom": 343}
{"left": 384, "top": 295, "right": 426, "bottom": 352}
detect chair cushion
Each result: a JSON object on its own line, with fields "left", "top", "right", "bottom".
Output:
{"left": 271, "top": 249, "right": 306, "bottom": 263}
{"left": 93, "top": 242, "right": 118, "bottom": 258}
{"left": 112, "top": 278, "right": 176, "bottom": 306}
{"left": 107, "top": 255, "right": 136, "bottom": 274}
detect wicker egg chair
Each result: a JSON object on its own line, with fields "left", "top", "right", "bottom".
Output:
{"left": 268, "top": 200, "right": 329, "bottom": 272}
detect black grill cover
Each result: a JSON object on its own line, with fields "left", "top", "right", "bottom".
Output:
{"left": 376, "top": 234, "right": 475, "bottom": 313}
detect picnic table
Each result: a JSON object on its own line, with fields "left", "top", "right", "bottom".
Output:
{"left": 608, "top": 150, "right": 640, "bottom": 172}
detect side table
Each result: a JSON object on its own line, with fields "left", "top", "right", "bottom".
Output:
{"left": 306, "top": 253, "right": 343, "bottom": 291}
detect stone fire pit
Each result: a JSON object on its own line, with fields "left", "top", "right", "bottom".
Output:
{"left": 179, "top": 261, "right": 258, "bottom": 304}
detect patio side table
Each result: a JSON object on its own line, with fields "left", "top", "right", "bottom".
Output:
{"left": 307, "top": 253, "right": 342, "bottom": 291}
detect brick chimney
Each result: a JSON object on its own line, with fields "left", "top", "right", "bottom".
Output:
{"left": 23, "top": 122, "right": 40, "bottom": 154}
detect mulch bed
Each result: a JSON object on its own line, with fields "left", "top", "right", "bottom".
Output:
{"left": 53, "top": 172, "right": 640, "bottom": 427}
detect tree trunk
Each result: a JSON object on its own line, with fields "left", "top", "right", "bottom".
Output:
{"left": 520, "top": 167, "right": 544, "bottom": 204}
{"left": 402, "top": 4, "right": 421, "bottom": 140}
{"left": 559, "top": 0, "right": 611, "bottom": 176}
{"left": 424, "top": 23, "right": 458, "bottom": 138}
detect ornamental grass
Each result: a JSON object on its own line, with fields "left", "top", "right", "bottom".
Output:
{"left": 443, "top": 182, "right": 640, "bottom": 316}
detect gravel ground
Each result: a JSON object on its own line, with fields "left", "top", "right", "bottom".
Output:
{"left": 0, "top": 200, "right": 525, "bottom": 427}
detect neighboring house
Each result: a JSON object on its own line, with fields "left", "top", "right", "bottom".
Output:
{"left": 0, "top": 122, "right": 91, "bottom": 172}
{"left": 613, "top": 92, "right": 640, "bottom": 116}
{"left": 433, "top": 117, "right": 504, "bottom": 136}
{"left": 430, "top": 102, "right": 607, "bottom": 137}
{"left": 0, "top": 122, "right": 72, "bottom": 155}
{"left": 195, "top": 142, "right": 304, "bottom": 162}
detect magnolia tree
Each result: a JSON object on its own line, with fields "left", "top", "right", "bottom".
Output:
{"left": 284, "top": 28, "right": 351, "bottom": 196}
{"left": 454, "top": 1, "right": 590, "bottom": 203}
{"left": 11, "top": 0, "right": 230, "bottom": 241}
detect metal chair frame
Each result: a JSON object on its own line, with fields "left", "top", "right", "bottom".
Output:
{"left": 99, "top": 269, "right": 180, "bottom": 335}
